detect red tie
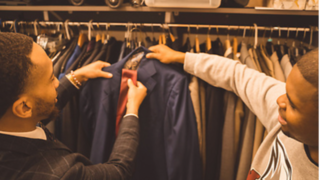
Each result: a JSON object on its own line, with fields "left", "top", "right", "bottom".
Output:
{"left": 115, "top": 69, "right": 137, "bottom": 137}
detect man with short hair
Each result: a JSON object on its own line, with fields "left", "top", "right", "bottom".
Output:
{"left": 146, "top": 45, "right": 318, "bottom": 180}
{"left": 0, "top": 32, "right": 147, "bottom": 180}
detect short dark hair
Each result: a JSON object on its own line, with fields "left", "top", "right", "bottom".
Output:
{"left": 296, "top": 49, "right": 319, "bottom": 104}
{"left": 0, "top": 32, "right": 34, "bottom": 118}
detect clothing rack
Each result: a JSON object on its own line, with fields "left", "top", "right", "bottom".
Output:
{"left": 3, "top": 20, "right": 318, "bottom": 32}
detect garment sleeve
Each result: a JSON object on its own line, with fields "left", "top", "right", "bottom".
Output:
{"left": 184, "top": 52, "right": 286, "bottom": 132}
{"left": 61, "top": 115, "right": 140, "bottom": 180}
{"left": 163, "top": 77, "right": 202, "bottom": 180}
{"left": 56, "top": 76, "right": 79, "bottom": 110}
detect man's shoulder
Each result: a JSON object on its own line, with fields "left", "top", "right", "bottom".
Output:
{"left": 0, "top": 134, "right": 91, "bottom": 179}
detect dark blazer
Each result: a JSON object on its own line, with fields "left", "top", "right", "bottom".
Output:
{"left": 80, "top": 46, "right": 202, "bottom": 180}
{"left": 53, "top": 38, "right": 77, "bottom": 78}
{"left": 0, "top": 76, "right": 140, "bottom": 180}
{"left": 82, "top": 40, "right": 102, "bottom": 66}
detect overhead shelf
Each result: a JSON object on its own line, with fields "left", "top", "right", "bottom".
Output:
{"left": 0, "top": 5, "right": 318, "bottom": 16}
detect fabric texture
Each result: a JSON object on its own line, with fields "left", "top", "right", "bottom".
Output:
{"left": 58, "top": 45, "right": 82, "bottom": 80}
{"left": 82, "top": 40, "right": 102, "bottom": 66}
{"left": 270, "top": 51, "right": 286, "bottom": 82}
{"left": 219, "top": 47, "right": 237, "bottom": 180}
{"left": 280, "top": 54, "right": 293, "bottom": 79}
{"left": 235, "top": 42, "right": 259, "bottom": 180}
{"left": 188, "top": 76, "right": 202, "bottom": 158}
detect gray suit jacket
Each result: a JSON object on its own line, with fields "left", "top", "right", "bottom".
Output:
{"left": 0, "top": 76, "right": 139, "bottom": 180}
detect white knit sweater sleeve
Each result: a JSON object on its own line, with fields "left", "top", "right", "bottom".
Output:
{"left": 184, "top": 52, "right": 286, "bottom": 132}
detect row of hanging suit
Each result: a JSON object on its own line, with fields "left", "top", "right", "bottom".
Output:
{"left": 43, "top": 29, "right": 310, "bottom": 180}
{"left": 185, "top": 33, "right": 311, "bottom": 180}
{"left": 50, "top": 32, "right": 202, "bottom": 180}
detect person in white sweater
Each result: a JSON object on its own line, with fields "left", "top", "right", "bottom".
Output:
{"left": 146, "top": 45, "right": 318, "bottom": 180}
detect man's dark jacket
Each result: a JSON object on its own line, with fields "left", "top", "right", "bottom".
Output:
{"left": 0, "top": 76, "right": 140, "bottom": 180}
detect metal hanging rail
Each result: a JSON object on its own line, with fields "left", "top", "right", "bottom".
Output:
{"left": 3, "top": 20, "right": 317, "bottom": 32}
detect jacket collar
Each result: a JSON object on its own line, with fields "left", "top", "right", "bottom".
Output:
{"left": 105, "top": 46, "right": 157, "bottom": 94}
{"left": 0, "top": 133, "right": 72, "bottom": 156}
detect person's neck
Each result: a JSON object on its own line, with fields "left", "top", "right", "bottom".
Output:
{"left": 0, "top": 116, "right": 38, "bottom": 132}
{"left": 305, "top": 144, "right": 318, "bottom": 166}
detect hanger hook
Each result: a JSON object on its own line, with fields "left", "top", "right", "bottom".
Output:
{"left": 106, "top": 23, "right": 110, "bottom": 41}
{"left": 302, "top": 27, "right": 307, "bottom": 41}
{"left": 34, "top": 19, "right": 39, "bottom": 36}
{"left": 13, "top": 19, "right": 18, "bottom": 33}
{"left": 253, "top": 23, "right": 258, "bottom": 49}
{"left": 263, "top": 27, "right": 267, "bottom": 38}
{"left": 87, "top": 19, "right": 94, "bottom": 41}
{"left": 269, "top": 27, "right": 274, "bottom": 39}
{"left": 309, "top": 26, "right": 314, "bottom": 48}
{"left": 295, "top": 27, "right": 299, "bottom": 38}
{"left": 151, "top": 23, "right": 154, "bottom": 35}
{"left": 64, "top": 19, "right": 70, "bottom": 40}
{"left": 236, "top": 26, "right": 240, "bottom": 37}
{"left": 216, "top": 27, "right": 219, "bottom": 37}
{"left": 243, "top": 27, "right": 246, "bottom": 39}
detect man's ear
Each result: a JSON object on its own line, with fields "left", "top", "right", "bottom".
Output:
{"left": 12, "top": 97, "right": 32, "bottom": 118}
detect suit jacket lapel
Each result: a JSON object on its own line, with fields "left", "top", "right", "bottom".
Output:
{"left": 137, "top": 57, "right": 157, "bottom": 93}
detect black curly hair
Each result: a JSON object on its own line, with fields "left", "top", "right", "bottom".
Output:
{"left": 0, "top": 32, "right": 34, "bottom": 118}
{"left": 296, "top": 49, "right": 318, "bottom": 105}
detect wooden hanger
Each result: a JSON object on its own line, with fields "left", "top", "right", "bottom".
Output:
{"left": 77, "top": 33, "right": 88, "bottom": 48}
{"left": 159, "top": 34, "right": 163, "bottom": 44}
{"left": 195, "top": 25, "right": 200, "bottom": 53}
{"left": 206, "top": 26, "right": 212, "bottom": 52}
{"left": 168, "top": 26, "right": 175, "bottom": 42}
{"left": 225, "top": 26, "right": 231, "bottom": 50}
{"left": 96, "top": 33, "right": 101, "bottom": 42}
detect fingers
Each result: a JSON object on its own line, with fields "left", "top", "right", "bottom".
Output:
{"left": 96, "top": 61, "right": 111, "bottom": 68}
{"left": 127, "top": 78, "right": 134, "bottom": 88}
{"left": 148, "top": 45, "right": 161, "bottom": 52}
{"left": 146, "top": 52, "right": 160, "bottom": 60}
{"left": 136, "top": 81, "right": 146, "bottom": 89}
{"left": 99, "top": 71, "right": 113, "bottom": 78}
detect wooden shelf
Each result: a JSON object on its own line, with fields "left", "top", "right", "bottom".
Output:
{"left": 0, "top": 5, "right": 318, "bottom": 16}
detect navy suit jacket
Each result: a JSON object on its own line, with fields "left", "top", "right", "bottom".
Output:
{"left": 80, "top": 46, "right": 201, "bottom": 180}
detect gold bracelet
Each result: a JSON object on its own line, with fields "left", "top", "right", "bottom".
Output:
{"left": 66, "top": 74, "right": 80, "bottom": 89}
